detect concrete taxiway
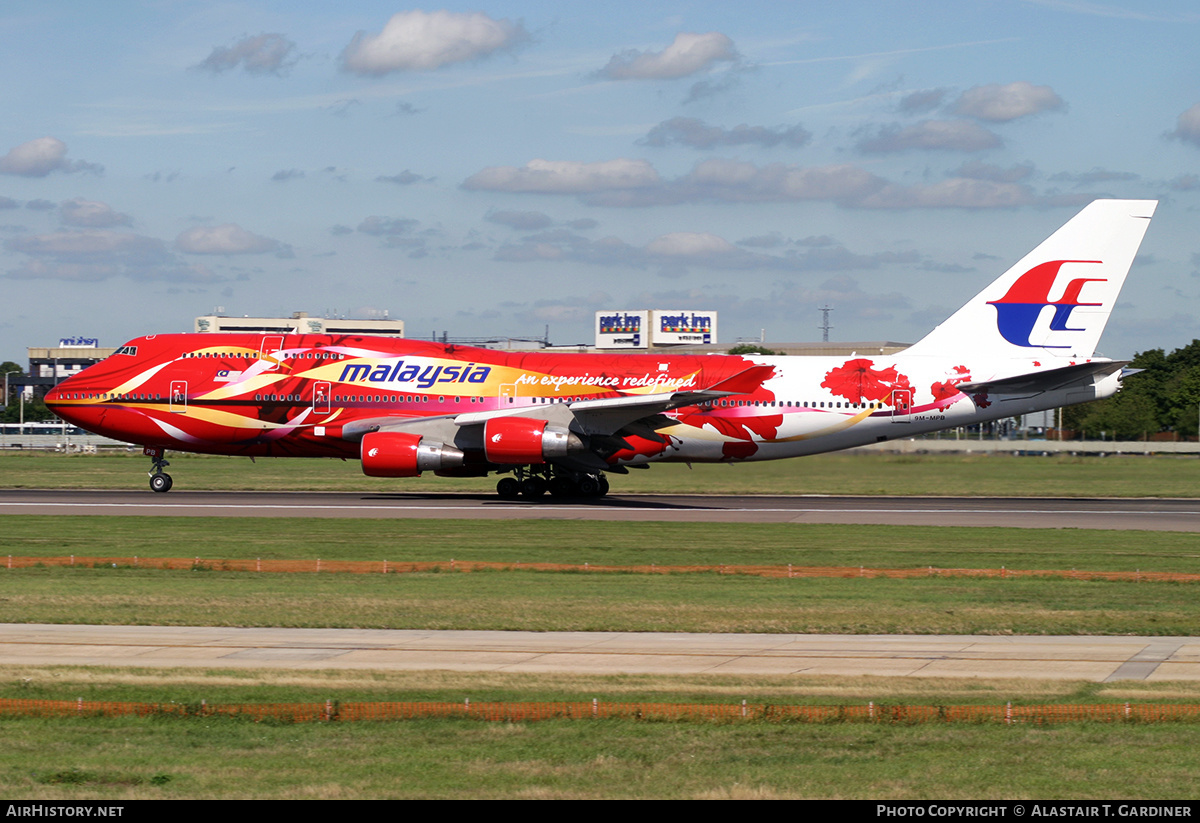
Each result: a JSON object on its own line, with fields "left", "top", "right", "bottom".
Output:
{"left": 2, "top": 489, "right": 1199, "bottom": 530}
{"left": 2, "top": 625, "right": 1198, "bottom": 681}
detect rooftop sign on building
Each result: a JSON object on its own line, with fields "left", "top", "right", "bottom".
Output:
{"left": 595, "top": 310, "right": 716, "bottom": 348}
{"left": 595, "top": 311, "right": 647, "bottom": 349}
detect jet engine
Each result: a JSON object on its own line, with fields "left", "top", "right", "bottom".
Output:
{"left": 483, "top": 416, "right": 584, "bottom": 464}
{"left": 361, "top": 431, "right": 465, "bottom": 477}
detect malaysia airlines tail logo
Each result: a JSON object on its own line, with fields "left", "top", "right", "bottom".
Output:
{"left": 987, "top": 259, "right": 1105, "bottom": 348}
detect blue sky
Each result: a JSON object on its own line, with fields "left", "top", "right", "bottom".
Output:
{"left": 2, "top": 1, "right": 1199, "bottom": 359}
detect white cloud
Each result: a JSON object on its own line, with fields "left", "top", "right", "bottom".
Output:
{"left": 856, "top": 178, "right": 1035, "bottom": 209}
{"left": 493, "top": 226, "right": 916, "bottom": 276}
{"left": 1167, "top": 103, "right": 1200, "bottom": 147}
{"left": 681, "top": 159, "right": 887, "bottom": 204}
{"left": 376, "top": 171, "right": 431, "bottom": 185}
{"left": 641, "top": 117, "right": 811, "bottom": 149}
{"left": 357, "top": 216, "right": 418, "bottom": 236}
{"left": 645, "top": 232, "right": 737, "bottom": 257}
{"left": 1047, "top": 167, "right": 1139, "bottom": 187}
{"left": 952, "top": 82, "right": 1065, "bottom": 122}
{"left": 196, "top": 33, "right": 298, "bottom": 75}
{"left": 175, "top": 224, "right": 279, "bottom": 254}
{"left": 898, "top": 88, "right": 949, "bottom": 114}
{"left": 486, "top": 210, "right": 553, "bottom": 230}
{"left": 3, "top": 230, "right": 217, "bottom": 282}
{"left": 8, "top": 231, "right": 164, "bottom": 261}
{"left": 463, "top": 158, "right": 661, "bottom": 194}
{"left": 341, "top": 10, "right": 527, "bottom": 75}
{"left": 857, "top": 120, "right": 1003, "bottom": 153}
{"left": 60, "top": 199, "right": 132, "bottom": 228}
{"left": 463, "top": 155, "right": 1069, "bottom": 211}
{"left": 494, "top": 242, "right": 565, "bottom": 262}
{"left": 0, "top": 137, "right": 101, "bottom": 177}
{"left": 0, "top": 137, "right": 66, "bottom": 177}
{"left": 600, "top": 32, "right": 737, "bottom": 80}
{"left": 953, "top": 161, "right": 1034, "bottom": 183}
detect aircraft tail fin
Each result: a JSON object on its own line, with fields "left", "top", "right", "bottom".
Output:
{"left": 903, "top": 199, "right": 1156, "bottom": 360}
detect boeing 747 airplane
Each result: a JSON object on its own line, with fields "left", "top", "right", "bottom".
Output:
{"left": 45, "top": 199, "right": 1156, "bottom": 499}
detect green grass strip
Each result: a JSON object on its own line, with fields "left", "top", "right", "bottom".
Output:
{"left": 7, "top": 450, "right": 1200, "bottom": 497}
{"left": 5, "top": 515, "right": 1200, "bottom": 572}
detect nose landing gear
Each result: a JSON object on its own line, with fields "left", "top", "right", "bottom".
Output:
{"left": 145, "top": 446, "right": 173, "bottom": 493}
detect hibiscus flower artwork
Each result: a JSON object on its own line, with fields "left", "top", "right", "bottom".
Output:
{"left": 930, "top": 365, "right": 971, "bottom": 405}
{"left": 821, "top": 359, "right": 912, "bottom": 407}
{"left": 682, "top": 409, "right": 782, "bottom": 440}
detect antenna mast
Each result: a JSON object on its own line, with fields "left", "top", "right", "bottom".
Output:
{"left": 819, "top": 305, "right": 833, "bottom": 343}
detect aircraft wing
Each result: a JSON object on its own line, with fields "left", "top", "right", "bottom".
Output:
{"left": 957, "top": 360, "right": 1129, "bottom": 396}
{"left": 341, "top": 364, "right": 774, "bottom": 440}
{"left": 452, "top": 363, "right": 775, "bottom": 436}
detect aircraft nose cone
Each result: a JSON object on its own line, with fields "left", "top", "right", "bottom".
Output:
{"left": 44, "top": 385, "right": 95, "bottom": 429}
{"left": 43, "top": 386, "right": 66, "bottom": 414}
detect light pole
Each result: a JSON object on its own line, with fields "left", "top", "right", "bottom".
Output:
{"left": 2, "top": 370, "right": 19, "bottom": 410}
{"left": 2, "top": 370, "right": 21, "bottom": 450}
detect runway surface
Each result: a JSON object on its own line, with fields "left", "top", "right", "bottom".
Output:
{"left": 2, "top": 489, "right": 1199, "bottom": 530}
{"left": 3, "top": 625, "right": 1198, "bottom": 681}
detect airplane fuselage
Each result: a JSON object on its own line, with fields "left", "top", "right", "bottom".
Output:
{"left": 46, "top": 332, "right": 1117, "bottom": 466}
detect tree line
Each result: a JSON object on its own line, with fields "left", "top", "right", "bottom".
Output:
{"left": 1063, "top": 340, "right": 1200, "bottom": 440}
{"left": 0, "top": 360, "right": 53, "bottom": 423}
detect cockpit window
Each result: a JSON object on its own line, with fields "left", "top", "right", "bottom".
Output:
{"left": 114, "top": 345, "right": 138, "bottom": 356}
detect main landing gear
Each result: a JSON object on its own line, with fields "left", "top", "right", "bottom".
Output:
{"left": 145, "top": 447, "right": 173, "bottom": 493}
{"left": 495, "top": 467, "right": 609, "bottom": 501}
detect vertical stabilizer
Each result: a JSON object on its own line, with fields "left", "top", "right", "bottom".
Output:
{"left": 904, "top": 199, "right": 1156, "bottom": 360}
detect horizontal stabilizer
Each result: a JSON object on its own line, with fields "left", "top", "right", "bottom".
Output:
{"left": 958, "top": 360, "right": 1128, "bottom": 395}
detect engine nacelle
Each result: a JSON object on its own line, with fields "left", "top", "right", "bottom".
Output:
{"left": 361, "top": 431, "right": 465, "bottom": 477}
{"left": 483, "top": 416, "right": 582, "bottom": 464}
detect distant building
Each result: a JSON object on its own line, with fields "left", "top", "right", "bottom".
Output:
{"left": 195, "top": 312, "right": 405, "bottom": 337}
{"left": 19, "top": 339, "right": 116, "bottom": 398}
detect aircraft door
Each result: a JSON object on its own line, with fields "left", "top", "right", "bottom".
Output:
{"left": 499, "top": 384, "right": 517, "bottom": 405}
{"left": 169, "top": 381, "right": 188, "bottom": 414}
{"left": 260, "top": 336, "right": 285, "bottom": 370}
{"left": 891, "top": 388, "right": 912, "bottom": 423}
{"left": 313, "top": 381, "right": 331, "bottom": 415}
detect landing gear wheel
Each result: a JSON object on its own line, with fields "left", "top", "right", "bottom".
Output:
{"left": 549, "top": 475, "right": 575, "bottom": 498}
{"left": 597, "top": 475, "right": 610, "bottom": 497}
{"left": 145, "top": 448, "right": 173, "bottom": 493}
{"left": 576, "top": 475, "right": 600, "bottom": 497}
{"left": 521, "top": 477, "right": 548, "bottom": 500}
{"left": 496, "top": 477, "right": 521, "bottom": 500}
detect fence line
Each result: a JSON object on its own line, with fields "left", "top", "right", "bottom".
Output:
{"left": 4, "top": 698, "right": 1200, "bottom": 724}
{"left": 5, "top": 555, "right": 1198, "bottom": 584}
